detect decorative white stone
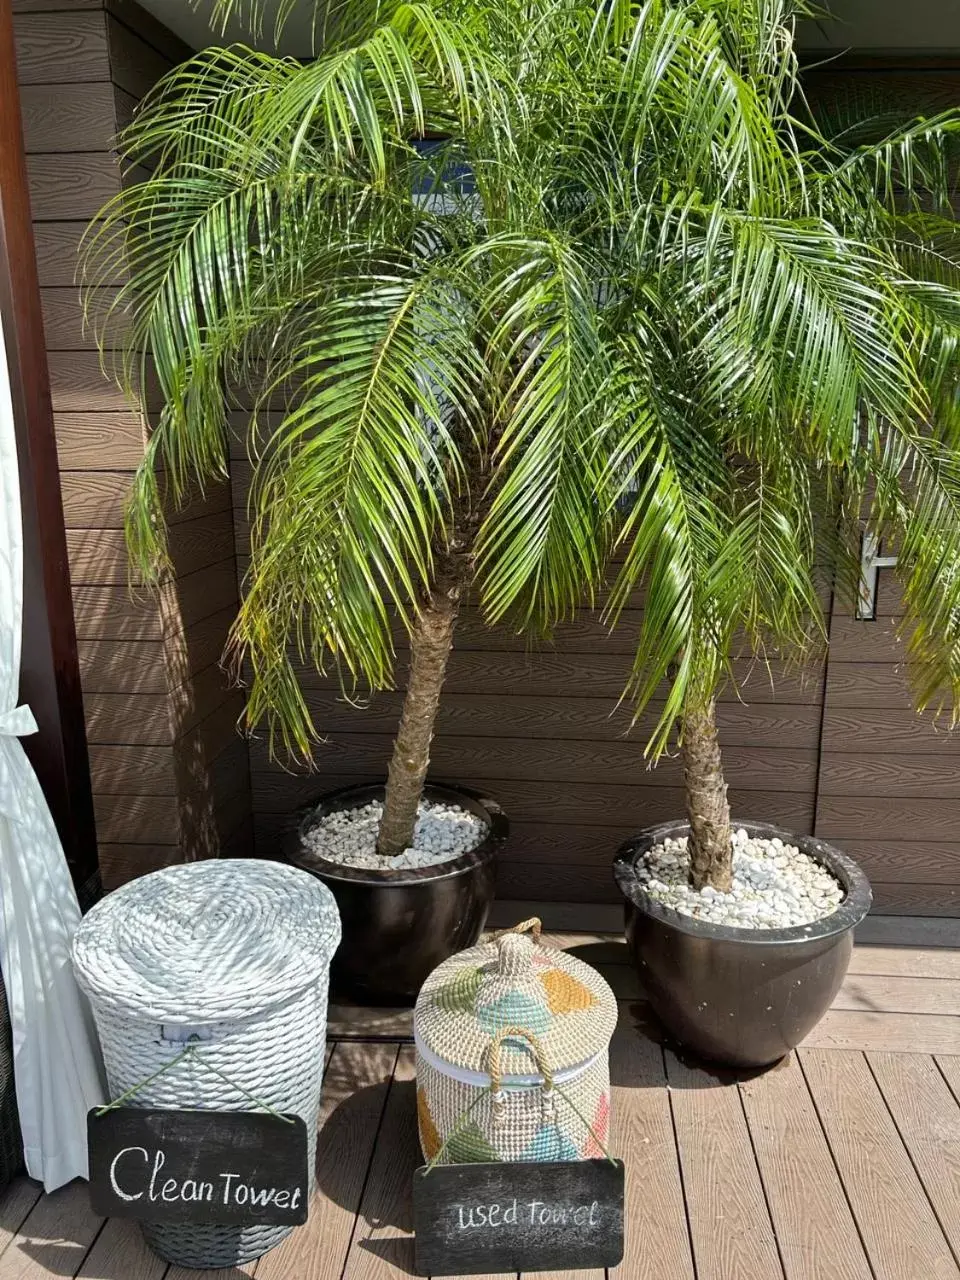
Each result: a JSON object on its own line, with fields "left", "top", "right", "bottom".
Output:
{"left": 302, "top": 798, "right": 489, "bottom": 871}
{"left": 637, "top": 832, "right": 844, "bottom": 930}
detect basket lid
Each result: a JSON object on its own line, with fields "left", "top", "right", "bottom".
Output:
{"left": 72, "top": 859, "right": 341, "bottom": 1024}
{"left": 414, "top": 920, "right": 617, "bottom": 1078}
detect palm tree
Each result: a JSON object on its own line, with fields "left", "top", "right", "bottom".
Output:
{"left": 85, "top": 0, "right": 960, "bottom": 880}
{"left": 86, "top": 0, "right": 617, "bottom": 856}
{"left": 587, "top": 4, "right": 960, "bottom": 891}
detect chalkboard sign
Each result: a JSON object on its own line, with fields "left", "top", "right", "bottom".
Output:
{"left": 88, "top": 1108, "right": 309, "bottom": 1227}
{"left": 413, "top": 1159, "right": 625, "bottom": 1276}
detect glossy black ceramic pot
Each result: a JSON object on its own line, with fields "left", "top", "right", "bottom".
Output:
{"left": 614, "top": 820, "right": 872, "bottom": 1067}
{"left": 286, "top": 781, "right": 505, "bottom": 1005}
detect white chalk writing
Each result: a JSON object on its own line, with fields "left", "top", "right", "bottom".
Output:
{"left": 108, "top": 1147, "right": 301, "bottom": 1212}
{"left": 454, "top": 1198, "right": 601, "bottom": 1231}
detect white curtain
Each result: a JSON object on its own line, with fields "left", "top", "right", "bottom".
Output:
{"left": 0, "top": 311, "right": 105, "bottom": 1190}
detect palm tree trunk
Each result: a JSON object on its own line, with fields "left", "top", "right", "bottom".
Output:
{"left": 376, "top": 547, "right": 471, "bottom": 857}
{"left": 681, "top": 695, "right": 733, "bottom": 891}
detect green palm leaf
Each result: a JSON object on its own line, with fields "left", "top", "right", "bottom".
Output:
{"left": 82, "top": 0, "right": 960, "bottom": 791}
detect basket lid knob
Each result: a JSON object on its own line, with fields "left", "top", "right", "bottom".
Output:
{"left": 496, "top": 930, "right": 536, "bottom": 978}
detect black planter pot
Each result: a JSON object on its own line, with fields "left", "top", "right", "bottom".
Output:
{"left": 614, "top": 820, "right": 872, "bottom": 1068}
{"left": 286, "top": 781, "right": 506, "bottom": 1005}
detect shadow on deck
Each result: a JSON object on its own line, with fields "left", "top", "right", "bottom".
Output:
{"left": 0, "top": 930, "right": 958, "bottom": 1280}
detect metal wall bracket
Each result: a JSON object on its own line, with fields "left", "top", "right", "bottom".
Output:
{"left": 858, "top": 531, "right": 898, "bottom": 620}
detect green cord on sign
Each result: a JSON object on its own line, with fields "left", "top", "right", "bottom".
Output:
{"left": 422, "top": 1082, "right": 616, "bottom": 1175}
{"left": 94, "top": 1043, "right": 197, "bottom": 1115}
{"left": 94, "top": 1041, "right": 295, "bottom": 1124}
{"left": 550, "top": 1083, "right": 618, "bottom": 1167}
{"left": 423, "top": 1090, "right": 490, "bottom": 1174}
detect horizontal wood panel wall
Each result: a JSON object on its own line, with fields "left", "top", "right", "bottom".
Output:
{"left": 814, "top": 576, "right": 960, "bottom": 917}
{"left": 14, "top": 0, "right": 252, "bottom": 891}
{"left": 241, "top": 525, "right": 960, "bottom": 915}
{"left": 233, "top": 480, "right": 960, "bottom": 919}
{"left": 231, "top": 417, "right": 828, "bottom": 903}
{"left": 804, "top": 65, "right": 960, "bottom": 919}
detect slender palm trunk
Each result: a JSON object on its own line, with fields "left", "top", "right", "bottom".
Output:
{"left": 681, "top": 695, "right": 733, "bottom": 891}
{"left": 377, "top": 374, "right": 498, "bottom": 858}
{"left": 376, "top": 542, "right": 472, "bottom": 857}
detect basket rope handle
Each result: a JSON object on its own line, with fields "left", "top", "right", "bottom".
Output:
{"left": 488, "top": 1025, "right": 554, "bottom": 1096}
{"left": 494, "top": 917, "right": 542, "bottom": 944}
{"left": 422, "top": 1026, "right": 617, "bottom": 1170}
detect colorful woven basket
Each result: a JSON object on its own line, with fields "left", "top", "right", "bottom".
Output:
{"left": 414, "top": 920, "right": 617, "bottom": 1164}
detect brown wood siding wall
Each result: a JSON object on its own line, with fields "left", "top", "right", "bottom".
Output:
{"left": 803, "top": 65, "right": 960, "bottom": 917}
{"left": 815, "top": 579, "right": 960, "bottom": 917}
{"left": 13, "top": 0, "right": 252, "bottom": 891}
{"left": 244, "top": 541, "right": 960, "bottom": 916}
{"left": 0, "top": 0, "right": 100, "bottom": 906}
{"left": 232, "top": 406, "right": 828, "bottom": 898}
{"left": 236, "top": 458, "right": 960, "bottom": 917}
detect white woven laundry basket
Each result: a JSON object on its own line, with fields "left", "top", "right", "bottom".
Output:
{"left": 72, "top": 859, "right": 340, "bottom": 1269}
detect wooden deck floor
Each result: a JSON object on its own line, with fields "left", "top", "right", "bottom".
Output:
{"left": 0, "top": 933, "right": 958, "bottom": 1280}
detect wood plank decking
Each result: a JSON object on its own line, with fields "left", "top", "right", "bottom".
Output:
{"left": 0, "top": 932, "right": 958, "bottom": 1280}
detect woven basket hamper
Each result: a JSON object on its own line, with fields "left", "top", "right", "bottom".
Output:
{"left": 414, "top": 921, "right": 617, "bottom": 1165}
{"left": 72, "top": 859, "right": 340, "bottom": 1269}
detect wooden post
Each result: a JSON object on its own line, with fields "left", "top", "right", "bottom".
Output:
{"left": 0, "top": 0, "right": 99, "bottom": 906}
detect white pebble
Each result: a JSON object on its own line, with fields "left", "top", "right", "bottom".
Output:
{"left": 302, "top": 798, "right": 489, "bottom": 871}
{"left": 639, "top": 834, "right": 844, "bottom": 930}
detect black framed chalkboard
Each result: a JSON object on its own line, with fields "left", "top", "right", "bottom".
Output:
{"left": 88, "top": 1108, "right": 309, "bottom": 1227}
{"left": 413, "top": 1159, "right": 625, "bottom": 1276}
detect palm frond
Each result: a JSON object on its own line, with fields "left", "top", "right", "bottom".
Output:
{"left": 470, "top": 233, "right": 609, "bottom": 630}
{"left": 817, "top": 110, "right": 960, "bottom": 214}
{"left": 864, "top": 422, "right": 960, "bottom": 722}
{"left": 232, "top": 260, "right": 482, "bottom": 758}
{"left": 599, "top": 325, "right": 730, "bottom": 755}
{"left": 689, "top": 212, "right": 927, "bottom": 437}
{"left": 84, "top": 0, "right": 960, "bottom": 766}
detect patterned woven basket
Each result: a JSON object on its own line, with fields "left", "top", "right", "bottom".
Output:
{"left": 414, "top": 920, "right": 617, "bottom": 1164}
{"left": 72, "top": 860, "right": 340, "bottom": 1269}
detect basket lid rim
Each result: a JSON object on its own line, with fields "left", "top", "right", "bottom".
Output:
{"left": 413, "top": 934, "right": 618, "bottom": 1075}
{"left": 72, "top": 859, "right": 341, "bottom": 1023}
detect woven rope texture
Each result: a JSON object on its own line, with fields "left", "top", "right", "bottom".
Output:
{"left": 73, "top": 860, "right": 341, "bottom": 1268}
{"left": 414, "top": 927, "right": 616, "bottom": 1165}
{"left": 415, "top": 930, "right": 617, "bottom": 1076}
